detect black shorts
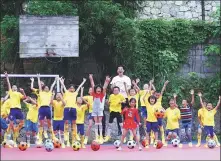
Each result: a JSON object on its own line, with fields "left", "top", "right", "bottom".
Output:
{"left": 109, "top": 111, "right": 122, "bottom": 124}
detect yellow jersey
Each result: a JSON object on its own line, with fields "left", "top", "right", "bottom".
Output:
{"left": 155, "top": 95, "right": 162, "bottom": 108}
{"left": 145, "top": 100, "right": 158, "bottom": 122}
{"left": 139, "top": 90, "right": 148, "bottom": 106}
{"left": 52, "top": 100, "right": 64, "bottom": 120}
{"left": 64, "top": 91, "right": 78, "bottom": 108}
{"left": 8, "top": 90, "right": 24, "bottom": 109}
{"left": 128, "top": 94, "right": 139, "bottom": 108}
{"left": 109, "top": 94, "right": 125, "bottom": 113}
{"left": 76, "top": 104, "right": 88, "bottom": 124}
{"left": 1, "top": 99, "right": 11, "bottom": 117}
{"left": 202, "top": 109, "right": 216, "bottom": 126}
{"left": 32, "top": 88, "right": 41, "bottom": 107}
{"left": 39, "top": 91, "right": 52, "bottom": 106}
{"left": 165, "top": 107, "right": 181, "bottom": 130}
{"left": 83, "top": 95, "right": 93, "bottom": 113}
{"left": 26, "top": 103, "right": 38, "bottom": 123}
{"left": 198, "top": 107, "right": 205, "bottom": 125}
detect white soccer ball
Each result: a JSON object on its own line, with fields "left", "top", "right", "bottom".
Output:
{"left": 7, "top": 140, "right": 15, "bottom": 147}
{"left": 171, "top": 139, "right": 180, "bottom": 147}
{"left": 127, "top": 140, "right": 136, "bottom": 149}
{"left": 207, "top": 139, "right": 216, "bottom": 149}
{"left": 114, "top": 140, "right": 121, "bottom": 148}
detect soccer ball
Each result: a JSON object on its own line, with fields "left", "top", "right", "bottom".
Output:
{"left": 19, "top": 142, "right": 28, "bottom": 151}
{"left": 127, "top": 140, "right": 136, "bottom": 149}
{"left": 53, "top": 140, "right": 61, "bottom": 148}
{"left": 207, "top": 139, "right": 216, "bottom": 149}
{"left": 45, "top": 139, "right": 53, "bottom": 145}
{"left": 171, "top": 139, "right": 180, "bottom": 147}
{"left": 72, "top": 141, "right": 81, "bottom": 151}
{"left": 155, "top": 109, "right": 165, "bottom": 118}
{"left": 141, "top": 139, "right": 148, "bottom": 147}
{"left": 114, "top": 140, "right": 121, "bottom": 148}
{"left": 7, "top": 140, "right": 15, "bottom": 147}
{"left": 154, "top": 140, "right": 163, "bottom": 149}
{"left": 45, "top": 142, "right": 54, "bottom": 152}
{"left": 91, "top": 140, "right": 100, "bottom": 151}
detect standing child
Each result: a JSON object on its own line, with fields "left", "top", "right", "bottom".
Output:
{"left": 76, "top": 87, "right": 89, "bottom": 148}
{"left": 164, "top": 98, "right": 181, "bottom": 147}
{"left": 117, "top": 98, "right": 142, "bottom": 151}
{"left": 89, "top": 74, "right": 110, "bottom": 144}
{"left": 1, "top": 94, "right": 9, "bottom": 138}
{"left": 51, "top": 92, "right": 65, "bottom": 148}
{"left": 23, "top": 96, "right": 38, "bottom": 147}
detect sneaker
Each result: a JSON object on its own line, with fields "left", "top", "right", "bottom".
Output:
{"left": 195, "top": 143, "right": 201, "bottom": 147}
{"left": 123, "top": 138, "right": 127, "bottom": 143}
{"left": 95, "top": 136, "right": 100, "bottom": 142}
{"left": 81, "top": 144, "right": 86, "bottom": 149}
{"left": 66, "top": 141, "right": 70, "bottom": 147}
{"left": 138, "top": 146, "right": 142, "bottom": 151}
{"left": 150, "top": 139, "right": 154, "bottom": 145}
{"left": 44, "top": 131, "right": 48, "bottom": 139}
{"left": 14, "top": 143, "right": 18, "bottom": 148}
{"left": 117, "top": 147, "right": 122, "bottom": 151}
{"left": 188, "top": 142, "right": 193, "bottom": 147}
{"left": 104, "top": 136, "right": 110, "bottom": 142}
{"left": 76, "top": 134, "right": 80, "bottom": 141}
{"left": 163, "top": 143, "right": 168, "bottom": 147}
{"left": 129, "top": 135, "right": 133, "bottom": 141}
{"left": 27, "top": 143, "right": 31, "bottom": 148}
{"left": 99, "top": 136, "right": 104, "bottom": 144}
{"left": 204, "top": 144, "right": 208, "bottom": 148}
{"left": 178, "top": 144, "right": 183, "bottom": 148}
{"left": 217, "top": 142, "right": 220, "bottom": 147}
{"left": 84, "top": 137, "right": 88, "bottom": 145}
{"left": 145, "top": 145, "right": 149, "bottom": 149}
{"left": 64, "top": 133, "right": 68, "bottom": 141}
{"left": 61, "top": 143, "right": 65, "bottom": 148}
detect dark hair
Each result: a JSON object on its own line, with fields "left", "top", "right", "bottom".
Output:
{"left": 129, "top": 88, "right": 136, "bottom": 94}
{"left": 42, "top": 85, "right": 48, "bottom": 90}
{"left": 94, "top": 84, "right": 103, "bottom": 93}
{"left": 30, "top": 94, "right": 37, "bottom": 99}
{"left": 148, "top": 95, "right": 157, "bottom": 104}
{"left": 117, "top": 65, "right": 125, "bottom": 70}
{"left": 68, "top": 84, "right": 75, "bottom": 89}
{"left": 129, "top": 98, "right": 137, "bottom": 108}
{"left": 113, "top": 86, "right": 120, "bottom": 91}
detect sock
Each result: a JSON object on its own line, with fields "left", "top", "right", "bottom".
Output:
{"left": 197, "top": 133, "right": 201, "bottom": 144}
{"left": 136, "top": 127, "right": 140, "bottom": 141}
{"left": 72, "top": 124, "right": 77, "bottom": 143}
{"left": 80, "top": 135, "right": 84, "bottom": 145}
{"left": 94, "top": 123, "right": 99, "bottom": 139}
{"left": 129, "top": 130, "right": 133, "bottom": 140}
{"left": 98, "top": 123, "right": 103, "bottom": 138}
{"left": 206, "top": 136, "right": 210, "bottom": 142}
{"left": 48, "top": 127, "right": 53, "bottom": 139}
{"left": 39, "top": 127, "right": 43, "bottom": 141}
{"left": 214, "top": 134, "right": 219, "bottom": 144}
{"left": 160, "top": 126, "right": 165, "bottom": 142}
{"left": 150, "top": 131, "right": 155, "bottom": 142}
{"left": 4, "top": 130, "right": 8, "bottom": 141}
{"left": 60, "top": 132, "right": 64, "bottom": 144}
{"left": 64, "top": 124, "right": 69, "bottom": 141}
{"left": 13, "top": 127, "right": 19, "bottom": 144}
{"left": 107, "top": 125, "right": 112, "bottom": 137}
{"left": 27, "top": 135, "right": 31, "bottom": 144}
{"left": 33, "top": 135, "right": 37, "bottom": 144}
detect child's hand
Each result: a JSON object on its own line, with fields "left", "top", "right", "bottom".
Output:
{"left": 219, "top": 96, "right": 221, "bottom": 100}
{"left": 190, "top": 89, "right": 194, "bottom": 95}
{"left": 19, "top": 88, "right": 24, "bottom": 92}
{"left": 164, "top": 80, "right": 169, "bottom": 85}
{"left": 89, "top": 74, "right": 93, "bottom": 79}
{"left": 83, "top": 78, "right": 86, "bottom": 82}
{"left": 105, "top": 76, "right": 111, "bottom": 82}
{"left": 173, "top": 93, "right": 177, "bottom": 98}
{"left": 132, "top": 80, "right": 136, "bottom": 85}
{"left": 30, "top": 77, "right": 34, "bottom": 82}
{"left": 198, "top": 92, "right": 202, "bottom": 97}
{"left": 136, "top": 78, "right": 140, "bottom": 84}
{"left": 37, "top": 73, "right": 40, "bottom": 78}
{"left": 60, "top": 77, "right": 65, "bottom": 83}
{"left": 4, "top": 71, "right": 8, "bottom": 77}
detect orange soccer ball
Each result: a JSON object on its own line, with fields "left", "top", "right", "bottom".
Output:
{"left": 53, "top": 140, "right": 61, "bottom": 148}
{"left": 155, "top": 109, "right": 165, "bottom": 118}
{"left": 91, "top": 140, "right": 100, "bottom": 151}
{"left": 18, "top": 142, "right": 28, "bottom": 151}
{"left": 141, "top": 139, "right": 149, "bottom": 147}
{"left": 155, "top": 140, "right": 163, "bottom": 149}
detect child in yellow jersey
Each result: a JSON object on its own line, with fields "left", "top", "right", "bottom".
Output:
{"left": 23, "top": 95, "right": 38, "bottom": 147}
{"left": 4, "top": 72, "right": 26, "bottom": 147}
{"left": 1, "top": 94, "right": 9, "bottom": 138}
{"left": 199, "top": 94, "right": 220, "bottom": 148}
{"left": 104, "top": 86, "right": 125, "bottom": 142}
{"left": 51, "top": 92, "right": 66, "bottom": 148}
{"left": 83, "top": 87, "right": 94, "bottom": 144}
{"left": 164, "top": 99, "right": 181, "bottom": 147}
{"left": 37, "top": 74, "right": 57, "bottom": 144}
{"left": 59, "top": 77, "right": 86, "bottom": 146}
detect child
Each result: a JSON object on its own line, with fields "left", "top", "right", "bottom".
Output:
{"left": 59, "top": 77, "right": 86, "bottom": 146}
{"left": 4, "top": 72, "right": 26, "bottom": 147}
{"left": 76, "top": 87, "right": 89, "bottom": 148}
{"left": 23, "top": 96, "right": 38, "bottom": 147}
{"left": 164, "top": 98, "right": 181, "bottom": 147}
{"left": 117, "top": 98, "right": 142, "bottom": 151}
{"left": 199, "top": 94, "right": 220, "bottom": 148}
{"left": 0, "top": 94, "right": 9, "bottom": 138}
{"left": 51, "top": 92, "right": 66, "bottom": 148}
{"left": 104, "top": 86, "right": 125, "bottom": 142}
{"left": 174, "top": 90, "right": 194, "bottom": 147}
{"left": 83, "top": 87, "right": 93, "bottom": 144}
{"left": 89, "top": 74, "right": 110, "bottom": 144}
{"left": 37, "top": 74, "right": 57, "bottom": 144}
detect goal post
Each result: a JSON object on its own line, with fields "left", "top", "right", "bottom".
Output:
{"left": 0, "top": 74, "right": 60, "bottom": 92}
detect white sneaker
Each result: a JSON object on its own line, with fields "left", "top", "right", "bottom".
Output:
{"left": 117, "top": 147, "right": 122, "bottom": 151}
{"left": 188, "top": 142, "right": 193, "bottom": 147}
{"left": 138, "top": 146, "right": 142, "bottom": 151}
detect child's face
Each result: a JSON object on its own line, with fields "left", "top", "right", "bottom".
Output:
{"left": 96, "top": 87, "right": 102, "bottom": 94}
{"left": 12, "top": 85, "right": 17, "bottom": 91}
{"left": 129, "top": 89, "right": 136, "bottom": 96}
{"left": 129, "top": 100, "right": 136, "bottom": 107}
{"left": 143, "top": 84, "right": 149, "bottom": 90}
{"left": 56, "top": 93, "right": 61, "bottom": 101}
{"left": 113, "top": 88, "right": 119, "bottom": 95}
{"left": 182, "top": 100, "right": 188, "bottom": 107}
{"left": 88, "top": 88, "right": 93, "bottom": 95}
{"left": 206, "top": 103, "right": 213, "bottom": 111}
{"left": 150, "top": 98, "right": 156, "bottom": 104}
{"left": 154, "top": 92, "right": 160, "bottom": 99}
{"left": 40, "top": 81, "right": 45, "bottom": 87}
{"left": 69, "top": 86, "right": 75, "bottom": 92}
{"left": 43, "top": 86, "right": 49, "bottom": 92}
{"left": 77, "top": 97, "right": 83, "bottom": 104}
{"left": 169, "top": 99, "right": 175, "bottom": 108}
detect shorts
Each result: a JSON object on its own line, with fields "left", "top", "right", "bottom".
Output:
{"left": 109, "top": 111, "right": 122, "bottom": 124}
{"left": 123, "top": 120, "right": 137, "bottom": 130}
{"left": 77, "top": 124, "right": 84, "bottom": 135}
{"left": 8, "top": 108, "right": 24, "bottom": 121}
{"left": 91, "top": 109, "right": 103, "bottom": 117}
{"left": 166, "top": 129, "right": 179, "bottom": 136}
{"left": 140, "top": 106, "right": 147, "bottom": 118}
{"left": 181, "top": 121, "right": 192, "bottom": 129}
{"left": 26, "top": 120, "right": 38, "bottom": 132}
{"left": 64, "top": 108, "right": 77, "bottom": 121}
{"left": 1, "top": 118, "right": 8, "bottom": 130}
{"left": 87, "top": 113, "right": 93, "bottom": 120}
{"left": 53, "top": 120, "right": 64, "bottom": 131}
{"left": 204, "top": 126, "right": 214, "bottom": 137}
{"left": 157, "top": 118, "right": 163, "bottom": 126}
{"left": 38, "top": 106, "right": 51, "bottom": 120}
{"left": 146, "top": 121, "right": 158, "bottom": 133}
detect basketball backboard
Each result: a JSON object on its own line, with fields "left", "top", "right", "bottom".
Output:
{"left": 19, "top": 16, "right": 79, "bottom": 58}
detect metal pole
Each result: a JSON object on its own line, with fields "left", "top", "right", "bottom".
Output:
{"left": 0, "top": 74, "right": 59, "bottom": 78}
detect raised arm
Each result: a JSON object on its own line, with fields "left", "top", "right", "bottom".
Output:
{"left": 59, "top": 77, "right": 67, "bottom": 92}
{"left": 28, "top": 96, "right": 37, "bottom": 105}
{"left": 50, "top": 77, "right": 58, "bottom": 92}
{"left": 214, "top": 96, "right": 221, "bottom": 111}
{"left": 3, "top": 93, "right": 9, "bottom": 102}
{"left": 50, "top": 91, "right": 55, "bottom": 105}
{"left": 161, "top": 80, "right": 169, "bottom": 95}
{"left": 37, "top": 74, "right": 42, "bottom": 91}
{"left": 198, "top": 92, "right": 204, "bottom": 107}
{"left": 103, "top": 76, "right": 111, "bottom": 94}
{"left": 30, "top": 77, "right": 35, "bottom": 91}
{"left": 190, "top": 89, "right": 195, "bottom": 105}
{"left": 4, "top": 72, "right": 11, "bottom": 91}
{"left": 80, "top": 87, "right": 84, "bottom": 98}
{"left": 89, "top": 74, "right": 95, "bottom": 92}
{"left": 151, "top": 83, "right": 156, "bottom": 92}
{"left": 75, "top": 78, "right": 86, "bottom": 93}
{"left": 19, "top": 88, "right": 27, "bottom": 99}
{"left": 123, "top": 82, "right": 129, "bottom": 96}
{"left": 132, "top": 79, "right": 140, "bottom": 92}
{"left": 173, "top": 93, "right": 177, "bottom": 105}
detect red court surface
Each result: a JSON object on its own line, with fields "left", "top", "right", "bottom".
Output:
{"left": 1, "top": 145, "right": 220, "bottom": 160}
